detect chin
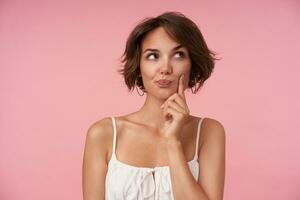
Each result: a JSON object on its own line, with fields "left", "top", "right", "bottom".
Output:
{"left": 145, "top": 84, "right": 176, "bottom": 99}
{"left": 154, "top": 89, "right": 175, "bottom": 100}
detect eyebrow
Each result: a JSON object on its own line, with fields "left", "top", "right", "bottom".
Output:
{"left": 142, "top": 44, "right": 184, "bottom": 54}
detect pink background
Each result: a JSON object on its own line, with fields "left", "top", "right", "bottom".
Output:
{"left": 1, "top": 0, "right": 300, "bottom": 199}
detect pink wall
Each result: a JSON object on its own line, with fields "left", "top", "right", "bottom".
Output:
{"left": 1, "top": 0, "right": 299, "bottom": 199}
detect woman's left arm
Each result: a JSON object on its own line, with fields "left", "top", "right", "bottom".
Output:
{"left": 166, "top": 119, "right": 226, "bottom": 200}
{"left": 160, "top": 75, "right": 226, "bottom": 200}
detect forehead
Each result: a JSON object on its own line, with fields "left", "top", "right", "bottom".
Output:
{"left": 141, "top": 27, "right": 182, "bottom": 49}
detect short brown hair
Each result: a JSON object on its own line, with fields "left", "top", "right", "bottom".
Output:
{"left": 118, "top": 11, "right": 220, "bottom": 94}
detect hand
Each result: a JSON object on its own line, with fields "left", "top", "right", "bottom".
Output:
{"left": 159, "top": 74, "right": 190, "bottom": 140}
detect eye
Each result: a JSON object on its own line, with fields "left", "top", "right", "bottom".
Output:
{"left": 174, "top": 51, "right": 185, "bottom": 58}
{"left": 146, "top": 53, "right": 158, "bottom": 60}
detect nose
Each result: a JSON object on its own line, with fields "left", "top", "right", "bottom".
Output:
{"left": 159, "top": 58, "right": 172, "bottom": 75}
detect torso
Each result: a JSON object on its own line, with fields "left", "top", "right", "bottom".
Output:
{"left": 105, "top": 114, "right": 204, "bottom": 168}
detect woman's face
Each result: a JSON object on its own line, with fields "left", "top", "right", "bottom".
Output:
{"left": 140, "top": 27, "right": 191, "bottom": 100}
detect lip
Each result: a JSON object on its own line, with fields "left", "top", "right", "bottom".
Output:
{"left": 156, "top": 79, "right": 172, "bottom": 87}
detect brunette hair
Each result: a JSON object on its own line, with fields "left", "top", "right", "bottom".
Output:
{"left": 118, "top": 11, "right": 220, "bottom": 94}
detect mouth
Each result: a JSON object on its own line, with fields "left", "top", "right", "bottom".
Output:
{"left": 156, "top": 79, "right": 172, "bottom": 88}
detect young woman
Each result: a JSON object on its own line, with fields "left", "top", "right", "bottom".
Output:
{"left": 82, "top": 11, "right": 226, "bottom": 200}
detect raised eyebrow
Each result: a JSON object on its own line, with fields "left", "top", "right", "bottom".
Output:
{"left": 142, "top": 44, "right": 185, "bottom": 54}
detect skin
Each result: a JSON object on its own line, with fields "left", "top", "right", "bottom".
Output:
{"left": 82, "top": 27, "right": 226, "bottom": 200}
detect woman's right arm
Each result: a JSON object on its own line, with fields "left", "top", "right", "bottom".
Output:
{"left": 82, "top": 118, "right": 112, "bottom": 200}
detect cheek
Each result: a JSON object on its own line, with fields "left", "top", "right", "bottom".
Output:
{"left": 174, "top": 61, "right": 191, "bottom": 75}
{"left": 175, "top": 62, "right": 191, "bottom": 87}
{"left": 140, "top": 64, "right": 157, "bottom": 79}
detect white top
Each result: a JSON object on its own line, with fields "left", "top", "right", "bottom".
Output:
{"left": 105, "top": 116, "right": 204, "bottom": 200}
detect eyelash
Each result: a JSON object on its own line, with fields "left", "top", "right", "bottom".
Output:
{"left": 146, "top": 51, "right": 185, "bottom": 60}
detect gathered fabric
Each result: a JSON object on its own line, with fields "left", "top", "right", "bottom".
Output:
{"left": 105, "top": 116, "right": 204, "bottom": 200}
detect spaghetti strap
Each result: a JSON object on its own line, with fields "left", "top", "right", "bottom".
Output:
{"left": 110, "top": 116, "right": 117, "bottom": 157}
{"left": 194, "top": 117, "right": 205, "bottom": 160}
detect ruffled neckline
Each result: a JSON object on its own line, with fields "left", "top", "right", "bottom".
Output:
{"left": 109, "top": 153, "right": 199, "bottom": 171}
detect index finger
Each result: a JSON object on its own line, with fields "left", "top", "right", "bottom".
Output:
{"left": 178, "top": 74, "right": 185, "bottom": 100}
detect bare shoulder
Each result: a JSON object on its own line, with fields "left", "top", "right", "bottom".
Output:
{"left": 202, "top": 117, "right": 225, "bottom": 134}
{"left": 197, "top": 117, "right": 226, "bottom": 199}
{"left": 82, "top": 117, "right": 114, "bottom": 199}
{"left": 199, "top": 117, "right": 226, "bottom": 148}
{"left": 85, "top": 117, "right": 114, "bottom": 162}
{"left": 86, "top": 117, "right": 113, "bottom": 140}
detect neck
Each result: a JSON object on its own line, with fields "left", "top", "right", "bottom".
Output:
{"left": 136, "top": 93, "right": 167, "bottom": 129}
